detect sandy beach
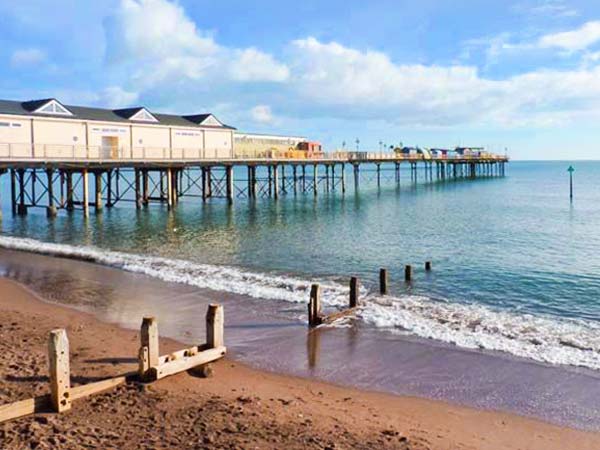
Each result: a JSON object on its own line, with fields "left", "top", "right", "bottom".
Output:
{"left": 1, "top": 277, "right": 599, "bottom": 449}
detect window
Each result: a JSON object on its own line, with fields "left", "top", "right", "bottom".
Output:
{"left": 35, "top": 100, "right": 73, "bottom": 116}
{"left": 0, "top": 122, "right": 9, "bottom": 127}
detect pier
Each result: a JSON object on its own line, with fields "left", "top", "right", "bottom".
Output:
{"left": 0, "top": 152, "right": 507, "bottom": 217}
{"left": 0, "top": 97, "right": 508, "bottom": 217}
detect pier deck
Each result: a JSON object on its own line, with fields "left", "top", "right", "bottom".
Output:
{"left": 0, "top": 152, "right": 508, "bottom": 217}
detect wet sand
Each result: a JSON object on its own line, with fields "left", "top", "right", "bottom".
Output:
{"left": 1, "top": 248, "right": 600, "bottom": 433}
{"left": 2, "top": 277, "right": 600, "bottom": 449}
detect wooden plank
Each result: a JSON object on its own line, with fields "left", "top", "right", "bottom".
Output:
{"left": 0, "top": 395, "right": 51, "bottom": 423}
{"left": 70, "top": 375, "right": 128, "bottom": 400}
{"left": 206, "top": 304, "right": 224, "bottom": 348}
{"left": 151, "top": 346, "right": 226, "bottom": 380}
{"left": 321, "top": 307, "right": 358, "bottom": 325}
{"left": 48, "top": 329, "right": 71, "bottom": 413}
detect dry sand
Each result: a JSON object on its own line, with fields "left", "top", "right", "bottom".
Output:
{"left": 1, "top": 277, "right": 599, "bottom": 449}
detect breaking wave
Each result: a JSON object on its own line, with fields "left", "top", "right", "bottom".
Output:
{"left": 1, "top": 235, "right": 600, "bottom": 370}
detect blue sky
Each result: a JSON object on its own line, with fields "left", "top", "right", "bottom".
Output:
{"left": 2, "top": 0, "right": 600, "bottom": 159}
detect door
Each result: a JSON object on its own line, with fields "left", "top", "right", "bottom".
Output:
{"left": 101, "top": 136, "right": 119, "bottom": 159}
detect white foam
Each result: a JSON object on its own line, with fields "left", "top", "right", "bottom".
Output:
{"left": 1, "top": 235, "right": 600, "bottom": 370}
{"left": 359, "top": 295, "right": 600, "bottom": 370}
{"left": 0, "top": 235, "right": 351, "bottom": 307}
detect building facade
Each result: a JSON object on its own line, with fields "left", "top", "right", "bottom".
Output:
{"left": 0, "top": 98, "right": 235, "bottom": 160}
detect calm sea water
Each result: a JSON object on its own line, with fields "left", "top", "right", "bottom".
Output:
{"left": 2, "top": 161, "right": 600, "bottom": 369}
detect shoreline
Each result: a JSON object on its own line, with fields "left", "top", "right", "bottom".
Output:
{"left": 2, "top": 277, "right": 600, "bottom": 448}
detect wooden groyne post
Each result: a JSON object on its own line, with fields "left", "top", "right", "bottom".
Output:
{"left": 350, "top": 276, "right": 360, "bottom": 307}
{"left": 425, "top": 261, "right": 432, "bottom": 271}
{"left": 405, "top": 265, "right": 413, "bottom": 282}
{"left": 308, "top": 284, "right": 322, "bottom": 327}
{"left": 379, "top": 269, "right": 388, "bottom": 295}
{"left": 48, "top": 329, "right": 71, "bottom": 413}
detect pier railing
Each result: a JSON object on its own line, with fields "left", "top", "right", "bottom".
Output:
{"left": 0, "top": 142, "right": 508, "bottom": 163}
{"left": 0, "top": 143, "right": 232, "bottom": 161}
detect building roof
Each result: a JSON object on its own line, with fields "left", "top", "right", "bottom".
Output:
{"left": 0, "top": 98, "right": 236, "bottom": 130}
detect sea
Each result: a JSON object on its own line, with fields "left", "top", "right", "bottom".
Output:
{"left": 1, "top": 160, "right": 600, "bottom": 428}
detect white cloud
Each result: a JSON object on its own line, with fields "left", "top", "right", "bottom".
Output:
{"left": 250, "top": 105, "right": 275, "bottom": 124}
{"left": 538, "top": 21, "right": 600, "bottom": 51}
{"left": 513, "top": 0, "right": 578, "bottom": 18}
{"left": 10, "top": 48, "right": 46, "bottom": 67}
{"left": 99, "top": 0, "right": 600, "bottom": 130}
{"left": 104, "top": 0, "right": 289, "bottom": 89}
{"left": 285, "top": 37, "right": 600, "bottom": 127}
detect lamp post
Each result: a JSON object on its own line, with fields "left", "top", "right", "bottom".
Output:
{"left": 355, "top": 138, "right": 360, "bottom": 151}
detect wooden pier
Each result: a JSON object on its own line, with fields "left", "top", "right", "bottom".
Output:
{"left": 0, "top": 153, "right": 508, "bottom": 217}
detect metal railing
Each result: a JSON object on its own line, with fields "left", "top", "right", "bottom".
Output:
{"left": 0, "top": 144, "right": 233, "bottom": 160}
{"left": 0, "top": 143, "right": 508, "bottom": 162}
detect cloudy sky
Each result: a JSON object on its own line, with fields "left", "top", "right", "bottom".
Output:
{"left": 1, "top": 0, "right": 600, "bottom": 159}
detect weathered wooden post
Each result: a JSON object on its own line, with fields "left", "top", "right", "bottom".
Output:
{"left": 341, "top": 163, "right": 346, "bottom": 193}
{"left": 206, "top": 304, "right": 224, "bottom": 348}
{"left": 135, "top": 169, "right": 142, "bottom": 209}
{"left": 379, "top": 269, "right": 388, "bottom": 295}
{"left": 308, "top": 284, "right": 322, "bottom": 327}
{"left": 349, "top": 277, "right": 359, "bottom": 307}
{"left": 48, "top": 329, "right": 71, "bottom": 412}
{"left": 404, "top": 265, "right": 413, "bottom": 282}
{"left": 313, "top": 164, "right": 318, "bottom": 196}
{"left": 139, "top": 317, "right": 159, "bottom": 380}
{"left": 425, "top": 261, "right": 432, "bottom": 271}
{"left": 66, "top": 171, "right": 74, "bottom": 211}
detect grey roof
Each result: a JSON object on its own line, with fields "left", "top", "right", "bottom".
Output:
{"left": 0, "top": 99, "right": 236, "bottom": 130}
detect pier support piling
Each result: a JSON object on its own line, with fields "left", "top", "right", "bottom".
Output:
{"left": 46, "top": 168, "right": 57, "bottom": 218}
{"left": 82, "top": 170, "right": 89, "bottom": 218}
{"left": 94, "top": 172, "right": 103, "bottom": 212}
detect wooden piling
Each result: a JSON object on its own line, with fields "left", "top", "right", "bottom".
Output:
{"left": 313, "top": 164, "right": 318, "bottom": 196}
{"left": 379, "top": 269, "right": 388, "bottom": 295}
{"left": 140, "top": 317, "right": 159, "bottom": 380}
{"left": 66, "top": 171, "right": 74, "bottom": 211}
{"left": 404, "top": 265, "right": 412, "bottom": 282}
{"left": 341, "top": 163, "right": 346, "bottom": 193}
{"left": 206, "top": 304, "right": 224, "bottom": 348}
{"left": 48, "top": 329, "right": 71, "bottom": 413}
{"left": 308, "top": 284, "right": 322, "bottom": 327}
{"left": 349, "top": 277, "right": 359, "bottom": 308}
{"left": 353, "top": 164, "right": 359, "bottom": 191}
{"left": 425, "top": 261, "right": 432, "bottom": 271}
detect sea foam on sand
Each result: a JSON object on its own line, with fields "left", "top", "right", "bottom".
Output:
{"left": 1, "top": 235, "right": 599, "bottom": 370}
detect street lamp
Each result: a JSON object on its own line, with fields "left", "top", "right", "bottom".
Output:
{"left": 355, "top": 138, "right": 360, "bottom": 151}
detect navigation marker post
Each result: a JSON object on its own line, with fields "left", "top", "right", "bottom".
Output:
{"left": 568, "top": 165, "right": 574, "bottom": 200}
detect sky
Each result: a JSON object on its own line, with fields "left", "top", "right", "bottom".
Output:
{"left": 1, "top": 0, "right": 600, "bottom": 159}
